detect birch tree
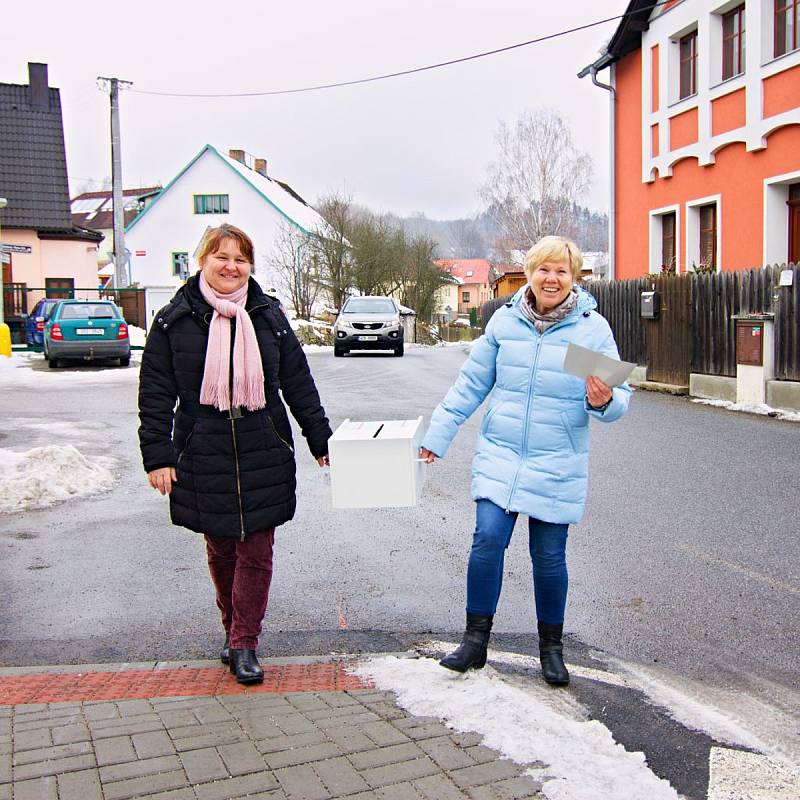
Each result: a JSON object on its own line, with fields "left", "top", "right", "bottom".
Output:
{"left": 269, "top": 221, "right": 322, "bottom": 320}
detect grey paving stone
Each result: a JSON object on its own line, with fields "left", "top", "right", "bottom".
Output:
{"left": 220, "top": 696, "right": 295, "bottom": 716}
{"left": 275, "top": 714, "right": 318, "bottom": 736}
{"left": 98, "top": 754, "right": 182, "bottom": 783}
{"left": 256, "top": 731, "right": 328, "bottom": 755}
{"left": 304, "top": 706, "right": 379, "bottom": 723}
{"left": 0, "top": 782, "right": 10, "bottom": 800}
{"left": 115, "top": 700, "right": 154, "bottom": 717}
{"left": 312, "top": 755, "right": 371, "bottom": 795}
{"left": 284, "top": 694, "right": 330, "bottom": 713}
{"left": 413, "top": 773, "right": 470, "bottom": 799}
{"left": 179, "top": 747, "right": 228, "bottom": 783}
{"left": 12, "top": 775, "right": 58, "bottom": 800}
{"left": 315, "top": 692, "right": 361, "bottom": 708}
{"left": 172, "top": 728, "right": 246, "bottom": 752}
{"left": 194, "top": 772, "right": 280, "bottom": 800}
{"left": 346, "top": 690, "right": 396, "bottom": 703}
{"left": 13, "top": 714, "right": 83, "bottom": 733}
{"left": 12, "top": 706, "right": 80, "bottom": 724}
{"left": 13, "top": 753, "right": 96, "bottom": 781}
{"left": 140, "top": 790, "right": 197, "bottom": 800}
{"left": 82, "top": 704, "right": 120, "bottom": 722}
{"left": 417, "top": 736, "right": 477, "bottom": 770}
{"left": 238, "top": 718, "right": 284, "bottom": 740}
{"left": 12, "top": 704, "right": 49, "bottom": 715}
{"left": 132, "top": 730, "right": 176, "bottom": 758}
{"left": 12, "top": 740, "right": 94, "bottom": 766}
{"left": 357, "top": 721, "right": 410, "bottom": 747}
{"left": 360, "top": 702, "right": 407, "bottom": 721}
{"left": 450, "top": 733, "right": 483, "bottom": 749}
{"left": 193, "top": 703, "right": 233, "bottom": 724}
{"left": 349, "top": 742, "right": 426, "bottom": 771}
{"left": 12, "top": 728, "right": 52, "bottom": 750}
{"left": 90, "top": 717, "right": 165, "bottom": 739}
{"left": 374, "top": 782, "right": 425, "bottom": 799}
{"left": 264, "top": 742, "right": 341, "bottom": 770}
{"left": 464, "top": 775, "right": 543, "bottom": 799}
{"left": 360, "top": 756, "right": 440, "bottom": 789}
{"left": 450, "top": 760, "right": 524, "bottom": 789}
{"left": 169, "top": 721, "right": 240, "bottom": 741}
{"left": 464, "top": 745, "right": 502, "bottom": 765}
{"left": 52, "top": 723, "right": 91, "bottom": 745}
{"left": 323, "top": 725, "right": 378, "bottom": 755}
{"left": 314, "top": 712, "right": 379, "bottom": 731}
{"left": 217, "top": 741, "right": 267, "bottom": 775}
{"left": 56, "top": 768, "right": 103, "bottom": 800}
{"left": 157, "top": 708, "right": 199, "bottom": 728}
{"left": 93, "top": 736, "right": 137, "bottom": 766}
{"left": 392, "top": 719, "right": 452, "bottom": 741}
{"left": 274, "top": 763, "right": 330, "bottom": 800}
{"left": 0, "top": 752, "right": 9, "bottom": 783}
{"left": 102, "top": 769, "right": 188, "bottom": 800}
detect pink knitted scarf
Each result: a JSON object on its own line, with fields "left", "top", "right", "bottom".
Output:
{"left": 198, "top": 273, "right": 266, "bottom": 412}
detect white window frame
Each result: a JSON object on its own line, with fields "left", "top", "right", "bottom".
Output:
{"left": 763, "top": 169, "right": 800, "bottom": 264}
{"left": 685, "top": 194, "right": 723, "bottom": 272}
{"left": 710, "top": 0, "right": 748, "bottom": 86}
{"left": 649, "top": 204, "right": 682, "bottom": 274}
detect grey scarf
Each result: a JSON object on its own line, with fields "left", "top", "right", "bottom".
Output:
{"left": 520, "top": 287, "right": 578, "bottom": 333}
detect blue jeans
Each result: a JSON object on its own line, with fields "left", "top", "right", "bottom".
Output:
{"left": 466, "top": 499, "right": 569, "bottom": 624}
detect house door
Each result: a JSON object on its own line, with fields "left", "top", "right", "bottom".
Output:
{"left": 789, "top": 184, "right": 800, "bottom": 264}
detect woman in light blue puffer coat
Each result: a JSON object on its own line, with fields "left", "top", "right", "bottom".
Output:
{"left": 420, "top": 236, "right": 631, "bottom": 685}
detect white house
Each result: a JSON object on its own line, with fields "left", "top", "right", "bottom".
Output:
{"left": 125, "top": 145, "right": 327, "bottom": 327}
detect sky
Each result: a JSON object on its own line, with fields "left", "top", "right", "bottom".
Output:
{"left": 1, "top": 0, "right": 628, "bottom": 220}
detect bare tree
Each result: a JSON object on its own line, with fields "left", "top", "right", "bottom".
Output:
{"left": 481, "top": 108, "right": 593, "bottom": 257}
{"left": 349, "top": 210, "right": 405, "bottom": 297}
{"left": 269, "top": 221, "right": 322, "bottom": 320}
{"left": 446, "top": 218, "right": 487, "bottom": 258}
{"left": 396, "top": 234, "right": 450, "bottom": 322}
{"left": 312, "top": 192, "right": 354, "bottom": 311}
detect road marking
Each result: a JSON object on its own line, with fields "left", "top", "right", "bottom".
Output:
{"left": 708, "top": 746, "right": 800, "bottom": 799}
{"left": 420, "top": 640, "right": 631, "bottom": 688}
{"left": 675, "top": 544, "right": 800, "bottom": 595}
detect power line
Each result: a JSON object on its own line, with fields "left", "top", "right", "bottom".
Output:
{"left": 130, "top": 1, "right": 667, "bottom": 99}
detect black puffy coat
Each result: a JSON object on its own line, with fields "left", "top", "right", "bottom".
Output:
{"left": 138, "top": 275, "right": 331, "bottom": 539}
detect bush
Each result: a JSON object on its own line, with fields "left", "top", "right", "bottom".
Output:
{"left": 469, "top": 307, "right": 479, "bottom": 327}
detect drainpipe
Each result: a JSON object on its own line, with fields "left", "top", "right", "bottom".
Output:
{"left": 588, "top": 66, "right": 616, "bottom": 282}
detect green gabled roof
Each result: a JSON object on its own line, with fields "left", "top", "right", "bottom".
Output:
{"left": 125, "top": 144, "right": 310, "bottom": 234}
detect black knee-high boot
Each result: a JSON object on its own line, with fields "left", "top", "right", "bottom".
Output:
{"left": 440, "top": 613, "right": 493, "bottom": 672}
{"left": 538, "top": 621, "right": 569, "bottom": 685}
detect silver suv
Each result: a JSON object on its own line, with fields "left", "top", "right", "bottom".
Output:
{"left": 333, "top": 296, "right": 404, "bottom": 357}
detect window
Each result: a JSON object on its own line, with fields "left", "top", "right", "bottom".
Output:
{"left": 462, "top": 291, "right": 470, "bottom": 303}
{"left": 679, "top": 31, "right": 698, "bottom": 98}
{"left": 775, "top": 0, "right": 799, "bottom": 56}
{"left": 722, "top": 5, "right": 746, "bottom": 79}
{"left": 699, "top": 205, "right": 717, "bottom": 269}
{"left": 45, "top": 278, "right": 75, "bottom": 299}
{"left": 193, "top": 194, "right": 229, "bottom": 214}
{"left": 789, "top": 184, "right": 800, "bottom": 263}
{"left": 662, "top": 212, "right": 677, "bottom": 271}
{"left": 171, "top": 251, "right": 189, "bottom": 278}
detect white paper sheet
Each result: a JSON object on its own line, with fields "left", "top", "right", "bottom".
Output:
{"left": 563, "top": 342, "right": 636, "bottom": 387}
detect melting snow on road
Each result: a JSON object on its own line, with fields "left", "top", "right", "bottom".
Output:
{"left": 691, "top": 397, "right": 800, "bottom": 422}
{"left": 0, "top": 445, "right": 115, "bottom": 514}
{"left": 352, "top": 656, "right": 679, "bottom": 800}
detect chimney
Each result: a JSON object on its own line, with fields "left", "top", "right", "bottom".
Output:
{"left": 228, "top": 149, "right": 246, "bottom": 164}
{"left": 28, "top": 62, "right": 49, "bottom": 111}
{"left": 254, "top": 158, "right": 268, "bottom": 177}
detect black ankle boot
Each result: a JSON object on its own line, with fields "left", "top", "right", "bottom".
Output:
{"left": 220, "top": 634, "right": 231, "bottom": 665}
{"left": 538, "top": 621, "right": 569, "bottom": 686}
{"left": 440, "top": 613, "right": 493, "bottom": 673}
{"left": 229, "top": 648, "right": 264, "bottom": 684}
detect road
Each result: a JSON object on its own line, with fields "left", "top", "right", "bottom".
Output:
{"left": 1, "top": 345, "right": 799, "bottom": 796}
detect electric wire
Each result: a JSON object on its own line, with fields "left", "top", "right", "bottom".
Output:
{"left": 130, "top": 0, "right": 668, "bottom": 99}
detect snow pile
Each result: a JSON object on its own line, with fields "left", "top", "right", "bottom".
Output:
{"left": 0, "top": 445, "right": 115, "bottom": 513}
{"left": 691, "top": 397, "right": 800, "bottom": 422}
{"left": 352, "top": 656, "right": 679, "bottom": 800}
{"left": 128, "top": 325, "right": 147, "bottom": 347}
{"left": 0, "top": 352, "right": 140, "bottom": 388}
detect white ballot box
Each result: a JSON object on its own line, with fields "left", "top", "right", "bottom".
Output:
{"left": 329, "top": 417, "right": 426, "bottom": 508}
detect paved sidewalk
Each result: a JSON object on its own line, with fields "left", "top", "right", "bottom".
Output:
{"left": 0, "top": 657, "right": 543, "bottom": 800}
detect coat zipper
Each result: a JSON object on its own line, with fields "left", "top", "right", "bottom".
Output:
{"left": 229, "top": 413, "right": 246, "bottom": 541}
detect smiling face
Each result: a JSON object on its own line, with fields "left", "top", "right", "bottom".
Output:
{"left": 200, "top": 238, "right": 251, "bottom": 294}
{"left": 529, "top": 260, "right": 574, "bottom": 313}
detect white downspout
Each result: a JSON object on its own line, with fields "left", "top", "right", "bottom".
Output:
{"left": 590, "top": 66, "right": 616, "bottom": 281}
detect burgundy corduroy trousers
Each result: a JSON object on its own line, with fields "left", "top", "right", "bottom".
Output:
{"left": 204, "top": 529, "right": 275, "bottom": 650}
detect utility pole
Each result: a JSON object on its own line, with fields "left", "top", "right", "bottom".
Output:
{"left": 97, "top": 76, "right": 133, "bottom": 289}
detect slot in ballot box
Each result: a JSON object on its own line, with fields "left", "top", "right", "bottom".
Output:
{"left": 329, "top": 417, "right": 426, "bottom": 508}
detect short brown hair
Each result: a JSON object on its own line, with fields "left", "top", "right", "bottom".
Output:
{"left": 524, "top": 235, "right": 583, "bottom": 281}
{"left": 196, "top": 224, "right": 255, "bottom": 265}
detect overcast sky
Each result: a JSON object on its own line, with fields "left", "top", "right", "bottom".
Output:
{"left": 2, "top": 0, "right": 627, "bottom": 220}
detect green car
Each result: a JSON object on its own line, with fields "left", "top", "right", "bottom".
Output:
{"left": 43, "top": 300, "right": 131, "bottom": 369}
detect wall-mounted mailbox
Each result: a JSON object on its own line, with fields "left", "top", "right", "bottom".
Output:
{"left": 735, "top": 320, "right": 764, "bottom": 367}
{"left": 641, "top": 291, "right": 660, "bottom": 319}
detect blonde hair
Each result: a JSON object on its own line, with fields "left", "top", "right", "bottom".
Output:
{"left": 524, "top": 236, "right": 583, "bottom": 281}
{"left": 196, "top": 224, "right": 255, "bottom": 266}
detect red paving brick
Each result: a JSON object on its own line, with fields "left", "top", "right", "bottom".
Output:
{"left": 0, "top": 663, "right": 370, "bottom": 705}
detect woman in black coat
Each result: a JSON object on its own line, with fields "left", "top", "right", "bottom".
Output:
{"left": 138, "top": 224, "right": 331, "bottom": 684}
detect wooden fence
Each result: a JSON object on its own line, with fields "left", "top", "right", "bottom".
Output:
{"left": 481, "top": 263, "right": 800, "bottom": 384}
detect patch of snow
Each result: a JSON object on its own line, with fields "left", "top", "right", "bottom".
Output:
{"left": 351, "top": 656, "right": 679, "bottom": 800}
{"left": 128, "top": 325, "right": 147, "bottom": 347}
{"left": 0, "top": 353, "right": 139, "bottom": 388}
{"left": 691, "top": 397, "right": 800, "bottom": 422}
{"left": 450, "top": 317, "right": 473, "bottom": 327}
{"left": 302, "top": 344, "right": 333, "bottom": 353}
{"left": 0, "top": 444, "right": 116, "bottom": 514}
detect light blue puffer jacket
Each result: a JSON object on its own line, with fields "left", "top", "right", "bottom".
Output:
{"left": 422, "top": 286, "right": 632, "bottom": 524}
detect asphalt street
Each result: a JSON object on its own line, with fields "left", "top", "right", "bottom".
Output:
{"left": 1, "top": 345, "right": 799, "bottom": 796}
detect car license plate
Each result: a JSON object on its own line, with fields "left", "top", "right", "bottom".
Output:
{"left": 357, "top": 335, "right": 378, "bottom": 341}
{"left": 76, "top": 328, "right": 103, "bottom": 335}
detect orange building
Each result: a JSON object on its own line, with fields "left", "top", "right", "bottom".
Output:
{"left": 433, "top": 259, "right": 495, "bottom": 315}
{"left": 580, "top": 0, "right": 800, "bottom": 279}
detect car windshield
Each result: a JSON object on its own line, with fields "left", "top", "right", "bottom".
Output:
{"left": 343, "top": 300, "right": 396, "bottom": 314}
{"left": 59, "top": 304, "right": 117, "bottom": 320}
